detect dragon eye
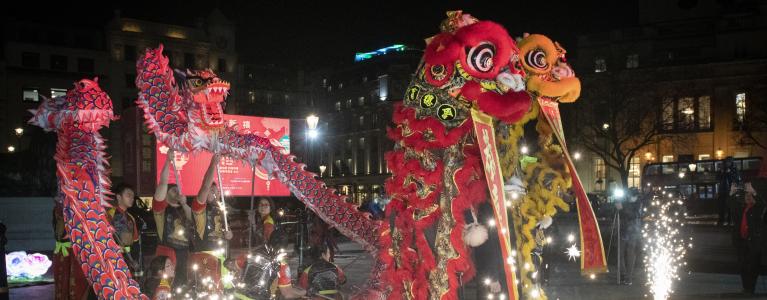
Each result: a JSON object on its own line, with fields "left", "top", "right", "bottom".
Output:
{"left": 525, "top": 49, "right": 548, "bottom": 70}
{"left": 466, "top": 42, "right": 495, "bottom": 73}
{"left": 191, "top": 79, "right": 204, "bottom": 87}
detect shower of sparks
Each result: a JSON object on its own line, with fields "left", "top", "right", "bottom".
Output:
{"left": 643, "top": 194, "right": 692, "bottom": 300}
{"left": 565, "top": 244, "right": 581, "bottom": 261}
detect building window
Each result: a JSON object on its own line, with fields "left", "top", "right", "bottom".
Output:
{"left": 184, "top": 53, "right": 195, "bottom": 68}
{"left": 358, "top": 96, "right": 365, "bottom": 106}
{"left": 662, "top": 98, "right": 675, "bottom": 130}
{"left": 338, "top": 83, "right": 343, "bottom": 89}
{"left": 359, "top": 137, "right": 365, "bottom": 147}
{"left": 594, "top": 58, "right": 607, "bottom": 73}
{"left": 266, "top": 93, "right": 273, "bottom": 105}
{"left": 124, "top": 45, "right": 136, "bottom": 62}
{"left": 334, "top": 159, "right": 342, "bottom": 176}
{"left": 678, "top": 97, "right": 695, "bottom": 130}
{"left": 626, "top": 54, "right": 639, "bottom": 69}
{"left": 50, "top": 55, "right": 67, "bottom": 71}
{"left": 23, "top": 88, "right": 40, "bottom": 102}
{"left": 322, "top": 78, "right": 327, "bottom": 87}
{"left": 594, "top": 158, "right": 606, "bottom": 191}
{"left": 661, "top": 95, "right": 712, "bottom": 132}
{"left": 735, "top": 92, "right": 747, "bottom": 125}
{"left": 248, "top": 90, "right": 255, "bottom": 103}
{"left": 284, "top": 94, "right": 290, "bottom": 105}
{"left": 362, "top": 76, "right": 368, "bottom": 82}
{"left": 346, "top": 99, "right": 352, "bottom": 108}
{"left": 698, "top": 154, "right": 710, "bottom": 161}
{"left": 662, "top": 155, "right": 675, "bottom": 174}
{"left": 218, "top": 58, "right": 227, "bottom": 73}
{"left": 50, "top": 88, "right": 67, "bottom": 99}
{"left": 335, "top": 101, "right": 341, "bottom": 111}
{"left": 346, "top": 139, "right": 352, "bottom": 149}
{"left": 77, "top": 58, "right": 94, "bottom": 73}
{"left": 379, "top": 74, "right": 389, "bottom": 100}
{"left": 22, "top": 52, "right": 40, "bottom": 68}
{"left": 628, "top": 157, "right": 641, "bottom": 188}
{"left": 698, "top": 96, "right": 711, "bottom": 129}
{"left": 359, "top": 116, "right": 365, "bottom": 127}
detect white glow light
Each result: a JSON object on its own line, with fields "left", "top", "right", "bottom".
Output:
{"left": 565, "top": 244, "right": 581, "bottom": 261}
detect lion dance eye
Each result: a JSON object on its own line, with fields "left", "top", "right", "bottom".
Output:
{"left": 525, "top": 49, "right": 548, "bottom": 70}
{"left": 191, "top": 79, "right": 203, "bottom": 87}
{"left": 466, "top": 42, "right": 495, "bottom": 73}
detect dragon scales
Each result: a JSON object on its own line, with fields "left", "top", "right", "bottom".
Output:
{"left": 29, "top": 79, "right": 148, "bottom": 299}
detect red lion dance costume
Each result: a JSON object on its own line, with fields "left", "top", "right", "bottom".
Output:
{"left": 29, "top": 79, "right": 147, "bottom": 299}
{"left": 376, "top": 12, "right": 605, "bottom": 300}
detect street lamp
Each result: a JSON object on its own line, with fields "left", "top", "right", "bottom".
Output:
{"left": 602, "top": 123, "right": 610, "bottom": 130}
{"left": 716, "top": 149, "right": 724, "bottom": 159}
{"left": 7, "top": 146, "right": 15, "bottom": 153}
{"left": 300, "top": 114, "right": 320, "bottom": 266}
{"left": 319, "top": 165, "right": 327, "bottom": 177}
{"left": 688, "top": 163, "right": 697, "bottom": 173}
{"left": 573, "top": 151, "right": 582, "bottom": 160}
{"left": 613, "top": 188, "right": 625, "bottom": 199}
{"left": 14, "top": 127, "right": 24, "bottom": 137}
{"left": 306, "top": 115, "right": 319, "bottom": 140}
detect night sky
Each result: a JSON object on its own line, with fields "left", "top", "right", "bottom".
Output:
{"left": 4, "top": 1, "right": 637, "bottom": 68}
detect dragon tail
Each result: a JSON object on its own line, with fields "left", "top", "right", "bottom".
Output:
{"left": 217, "top": 130, "right": 382, "bottom": 252}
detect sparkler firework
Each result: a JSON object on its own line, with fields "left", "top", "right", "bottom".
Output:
{"left": 642, "top": 193, "right": 692, "bottom": 300}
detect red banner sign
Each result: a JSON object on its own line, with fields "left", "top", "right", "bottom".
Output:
{"left": 537, "top": 98, "right": 607, "bottom": 274}
{"left": 156, "top": 115, "right": 291, "bottom": 197}
{"left": 471, "top": 109, "right": 519, "bottom": 300}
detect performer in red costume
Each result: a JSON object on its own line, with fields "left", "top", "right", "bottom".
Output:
{"left": 189, "top": 154, "right": 233, "bottom": 292}
{"left": 153, "top": 148, "right": 193, "bottom": 288}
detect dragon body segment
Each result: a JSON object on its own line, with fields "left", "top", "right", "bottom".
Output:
{"left": 29, "top": 79, "right": 147, "bottom": 299}
{"left": 135, "top": 45, "right": 381, "bottom": 252}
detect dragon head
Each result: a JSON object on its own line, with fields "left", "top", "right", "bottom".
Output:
{"left": 29, "top": 78, "right": 115, "bottom": 132}
{"left": 176, "top": 68, "right": 230, "bottom": 130}
{"left": 415, "top": 11, "right": 531, "bottom": 124}
{"left": 517, "top": 34, "right": 581, "bottom": 103}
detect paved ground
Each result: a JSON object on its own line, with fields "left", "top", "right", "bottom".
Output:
{"left": 11, "top": 213, "right": 767, "bottom": 299}
{"left": 14, "top": 242, "right": 767, "bottom": 300}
